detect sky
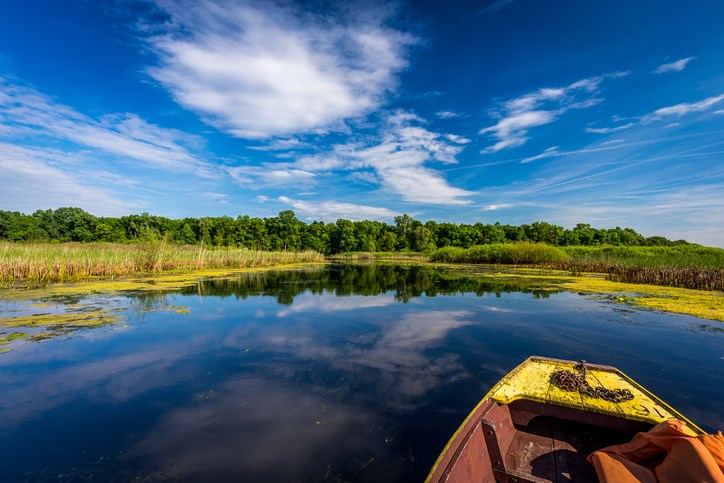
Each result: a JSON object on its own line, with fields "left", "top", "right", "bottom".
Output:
{"left": 1, "top": 0, "right": 723, "bottom": 246}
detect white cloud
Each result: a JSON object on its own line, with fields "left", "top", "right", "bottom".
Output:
{"left": 478, "top": 0, "right": 516, "bottom": 15}
{"left": 642, "top": 94, "right": 724, "bottom": 123}
{"left": 480, "top": 110, "right": 556, "bottom": 153}
{"left": 340, "top": 113, "right": 474, "bottom": 204}
{"left": 199, "top": 192, "right": 227, "bottom": 200}
{"left": 0, "top": 77, "right": 215, "bottom": 176}
{"left": 436, "top": 110, "right": 460, "bottom": 119}
{"left": 519, "top": 142, "right": 640, "bottom": 164}
{"left": 227, "top": 165, "right": 316, "bottom": 188}
{"left": 278, "top": 196, "right": 395, "bottom": 221}
{"left": 483, "top": 204, "right": 512, "bottom": 211}
{"left": 247, "top": 138, "right": 309, "bottom": 151}
{"left": 0, "top": 143, "right": 138, "bottom": 215}
{"left": 347, "top": 171, "right": 380, "bottom": 184}
{"left": 148, "top": 1, "right": 414, "bottom": 139}
{"left": 479, "top": 73, "right": 625, "bottom": 153}
{"left": 654, "top": 57, "right": 695, "bottom": 74}
{"left": 293, "top": 155, "right": 346, "bottom": 172}
{"left": 521, "top": 146, "right": 559, "bottom": 163}
{"left": 227, "top": 111, "right": 473, "bottom": 205}
{"left": 585, "top": 122, "right": 635, "bottom": 134}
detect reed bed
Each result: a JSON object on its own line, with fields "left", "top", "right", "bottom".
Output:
{"left": 561, "top": 245, "right": 724, "bottom": 269}
{"left": 0, "top": 242, "right": 325, "bottom": 284}
{"left": 432, "top": 242, "right": 571, "bottom": 265}
{"left": 560, "top": 246, "right": 724, "bottom": 291}
{"left": 432, "top": 243, "right": 724, "bottom": 291}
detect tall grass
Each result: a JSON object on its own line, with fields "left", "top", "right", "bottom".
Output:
{"left": 561, "top": 246, "right": 724, "bottom": 291}
{"left": 562, "top": 245, "right": 724, "bottom": 269}
{"left": 432, "top": 243, "right": 724, "bottom": 291}
{"left": 0, "top": 242, "right": 325, "bottom": 284}
{"left": 432, "top": 242, "right": 571, "bottom": 265}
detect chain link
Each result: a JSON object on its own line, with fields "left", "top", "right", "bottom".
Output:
{"left": 552, "top": 360, "right": 634, "bottom": 403}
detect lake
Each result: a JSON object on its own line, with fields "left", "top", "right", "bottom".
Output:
{"left": 1, "top": 263, "right": 722, "bottom": 481}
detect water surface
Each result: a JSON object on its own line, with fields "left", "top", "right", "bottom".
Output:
{"left": 1, "top": 264, "right": 722, "bottom": 481}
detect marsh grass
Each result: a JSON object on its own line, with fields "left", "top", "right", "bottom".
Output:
{"left": 0, "top": 242, "right": 325, "bottom": 284}
{"left": 432, "top": 243, "right": 724, "bottom": 291}
{"left": 432, "top": 242, "right": 571, "bottom": 265}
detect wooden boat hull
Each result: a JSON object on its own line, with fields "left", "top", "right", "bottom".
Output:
{"left": 426, "top": 356, "right": 704, "bottom": 483}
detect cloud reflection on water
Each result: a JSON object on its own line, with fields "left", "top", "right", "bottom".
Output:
{"left": 130, "top": 376, "right": 391, "bottom": 481}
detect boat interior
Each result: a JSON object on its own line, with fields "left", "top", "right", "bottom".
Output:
{"left": 444, "top": 398, "right": 653, "bottom": 483}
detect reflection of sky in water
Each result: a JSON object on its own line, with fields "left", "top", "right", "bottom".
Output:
{"left": 0, "top": 265, "right": 722, "bottom": 481}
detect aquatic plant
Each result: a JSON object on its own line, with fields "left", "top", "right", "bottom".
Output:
{"left": 431, "top": 244, "right": 724, "bottom": 291}
{"left": 431, "top": 242, "right": 571, "bottom": 265}
{"left": 0, "top": 242, "right": 325, "bottom": 284}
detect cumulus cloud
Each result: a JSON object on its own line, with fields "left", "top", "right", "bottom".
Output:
{"left": 0, "top": 77, "right": 215, "bottom": 176}
{"left": 228, "top": 111, "right": 472, "bottom": 205}
{"left": 277, "top": 196, "right": 396, "bottom": 221}
{"left": 479, "top": 72, "right": 625, "bottom": 153}
{"left": 148, "top": 0, "right": 414, "bottom": 139}
{"left": 654, "top": 57, "right": 695, "bottom": 74}
{"left": 339, "top": 113, "right": 473, "bottom": 204}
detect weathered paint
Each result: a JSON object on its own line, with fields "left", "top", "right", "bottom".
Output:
{"left": 489, "top": 357, "right": 704, "bottom": 436}
{"left": 426, "top": 355, "right": 704, "bottom": 482}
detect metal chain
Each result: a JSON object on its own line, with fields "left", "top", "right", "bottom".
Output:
{"left": 552, "top": 360, "right": 634, "bottom": 403}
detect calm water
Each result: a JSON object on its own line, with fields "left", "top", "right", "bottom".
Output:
{"left": 1, "top": 264, "right": 722, "bottom": 482}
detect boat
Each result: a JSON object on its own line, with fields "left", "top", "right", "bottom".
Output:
{"left": 426, "top": 356, "right": 705, "bottom": 483}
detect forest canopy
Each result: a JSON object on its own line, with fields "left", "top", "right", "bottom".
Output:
{"left": 0, "top": 208, "right": 691, "bottom": 254}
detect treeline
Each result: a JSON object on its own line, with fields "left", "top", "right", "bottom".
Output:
{"left": 0, "top": 207, "right": 691, "bottom": 254}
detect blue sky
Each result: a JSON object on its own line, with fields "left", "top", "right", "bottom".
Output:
{"left": 1, "top": 0, "right": 723, "bottom": 245}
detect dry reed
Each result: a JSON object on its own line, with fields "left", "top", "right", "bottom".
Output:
{"left": 0, "top": 242, "right": 325, "bottom": 284}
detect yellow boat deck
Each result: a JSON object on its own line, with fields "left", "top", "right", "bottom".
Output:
{"left": 489, "top": 356, "right": 704, "bottom": 436}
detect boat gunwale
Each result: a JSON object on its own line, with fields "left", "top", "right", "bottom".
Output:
{"left": 425, "top": 355, "right": 705, "bottom": 483}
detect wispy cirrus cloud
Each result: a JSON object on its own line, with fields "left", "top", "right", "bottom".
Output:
{"left": 642, "top": 93, "right": 724, "bottom": 123}
{"left": 436, "top": 110, "right": 461, "bottom": 119}
{"left": 479, "top": 72, "right": 627, "bottom": 153}
{"left": 585, "top": 122, "right": 635, "bottom": 134}
{"left": 586, "top": 93, "right": 724, "bottom": 134}
{"left": 654, "top": 57, "right": 695, "bottom": 74}
{"left": 477, "top": 0, "right": 517, "bottom": 15}
{"left": 147, "top": 0, "right": 415, "bottom": 139}
{"left": 278, "top": 196, "right": 396, "bottom": 221}
{"left": 0, "top": 76, "right": 215, "bottom": 176}
{"left": 247, "top": 138, "right": 310, "bottom": 152}
{"left": 227, "top": 165, "right": 316, "bottom": 189}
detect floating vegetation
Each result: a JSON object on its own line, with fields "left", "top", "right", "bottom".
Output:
{"left": 0, "top": 310, "right": 124, "bottom": 329}
{"left": 0, "top": 331, "right": 29, "bottom": 353}
{"left": 432, "top": 244, "right": 724, "bottom": 292}
{"left": 7, "top": 331, "right": 28, "bottom": 341}
{"left": 448, "top": 266, "right": 724, "bottom": 322}
{"left": 0, "top": 304, "right": 126, "bottom": 348}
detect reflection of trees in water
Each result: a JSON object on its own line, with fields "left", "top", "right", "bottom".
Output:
{"left": 173, "top": 264, "right": 559, "bottom": 303}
